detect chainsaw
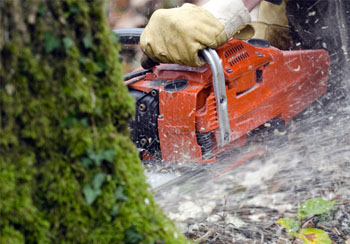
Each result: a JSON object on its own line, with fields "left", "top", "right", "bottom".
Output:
{"left": 114, "top": 28, "right": 330, "bottom": 164}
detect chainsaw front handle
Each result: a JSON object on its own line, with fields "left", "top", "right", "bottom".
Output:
{"left": 114, "top": 28, "right": 231, "bottom": 146}
{"left": 201, "top": 49, "right": 231, "bottom": 146}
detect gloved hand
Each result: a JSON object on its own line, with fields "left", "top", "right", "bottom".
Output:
{"left": 140, "top": 1, "right": 251, "bottom": 67}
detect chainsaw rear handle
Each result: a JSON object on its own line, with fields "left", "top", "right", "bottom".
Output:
{"left": 113, "top": 28, "right": 231, "bottom": 146}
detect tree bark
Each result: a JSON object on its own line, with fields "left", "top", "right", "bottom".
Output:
{"left": 0, "top": 0, "right": 189, "bottom": 243}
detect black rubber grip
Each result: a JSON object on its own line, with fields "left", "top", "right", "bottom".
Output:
{"left": 112, "top": 28, "right": 144, "bottom": 44}
{"left": 123, "top": 69, "right": 151, "bottom": 81}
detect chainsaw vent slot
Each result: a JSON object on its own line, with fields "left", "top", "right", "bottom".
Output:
{"left": 224, "top": 43, "right": 244, "bottom": 58}
{"left": 224, "top": 43, "right": 250, "bottom": 67}
{"left": 206, "top": 94, "right": 219, "bottom": 130}
{"left": 228, "top": 52, "right": 249, "bottom": 66}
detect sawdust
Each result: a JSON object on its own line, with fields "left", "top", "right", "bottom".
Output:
{"left": 111, "top": 1, "right": 350, "bottom": 241}
{"left": 152, "top": 84, "right": 350, "bottom": 243}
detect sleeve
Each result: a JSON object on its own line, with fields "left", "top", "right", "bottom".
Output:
{"left": 201, "top": 0, "right": 251, "bottom": 38}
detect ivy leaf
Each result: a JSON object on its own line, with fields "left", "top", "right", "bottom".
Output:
{"left": 80, "top": 118, "right": 88, "bottom": 127}
{"left": 83, "top": 148, "right": 116, "bottom": 166}
{"left": 63, "top": 37, "right": 74, "bottom": 50}
{"left": 69, "top": 4, "right": 80, "bottom": 14}
{"left": 93, "top": 107, "right": 103, "bottom": 117}
{"left": 110, "top": 204, "right": 119, "bottom": 217}
{"left": 297, "top": 198, "right": 335, "bottom": 220}
{"left": 276, "top": 218, "right": 300, "bottom": 237}
{"left": 83, "top": 184, "right": 101, "bottom": 205}
{"left": 44, "top": 32, "right": 61, "bottom": 53}
{"left": 114, "top": 187, "right": 128, "bottom": 202}
{"left": 38, "top": 3, "right": 45, "bottom": 15}
{"left": 87, "top": 150, "right": 104, "bottom": 166}
{"left": 295, "top": 228, "right": 332, "bottom": 244}
{"left": 83, "top": 32, "right": 93, "bottom": 49}
{"left": 92, "top": 173, "right": 105, "bottom": 190}
{"left": 80, "top": 157, "right": 93, "bottom": 168}
{"left": 100, "top": 149, "right": 116, "bottom": 163}
{"left": 96, "top": 55, "right": 108, "bottom": 72}
{"left": 87, "top": 149, "right": 116, "bottom": 166}
{"left": 60, "top": 116, "right": 78, "bottom": 127}
{"left": 124, "top": 225, "right": 144, "bottom": 244}
{"left": 80, "top": 57, "right": 88, "bottom": 64}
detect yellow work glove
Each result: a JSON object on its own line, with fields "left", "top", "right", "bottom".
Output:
{"left": 140, "top": 3, "right": 228, "bottom": 67}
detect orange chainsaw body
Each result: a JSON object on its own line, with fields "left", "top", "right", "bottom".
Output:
{"left": 128, "top": 39, "right": 330, "bottom": 163}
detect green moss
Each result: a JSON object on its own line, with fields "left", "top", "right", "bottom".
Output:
{"left": 0, "top": 0, "right": 189, "bottom": 243}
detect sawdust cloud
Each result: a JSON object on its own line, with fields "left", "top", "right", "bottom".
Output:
{"left": 150, "top": 73, "right": 350, "bottom": 241}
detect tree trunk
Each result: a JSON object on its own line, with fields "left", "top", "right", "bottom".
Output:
{"left": 0, "top": 0, "right": 188, "bottom": 243}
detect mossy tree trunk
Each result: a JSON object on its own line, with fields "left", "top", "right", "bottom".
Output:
{"left": 0, "top": 1, "right": 188, "bottom": 243}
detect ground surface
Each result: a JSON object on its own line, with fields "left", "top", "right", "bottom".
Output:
{"left": 150, "top": 79, "right": 350, "bottom": 243}
{"left": 110, "top": 2, "right": 350, "bottom": 242}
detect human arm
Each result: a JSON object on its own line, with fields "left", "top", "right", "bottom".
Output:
{"left": 140, "top": 0, "right": 262, "bottom": 67}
